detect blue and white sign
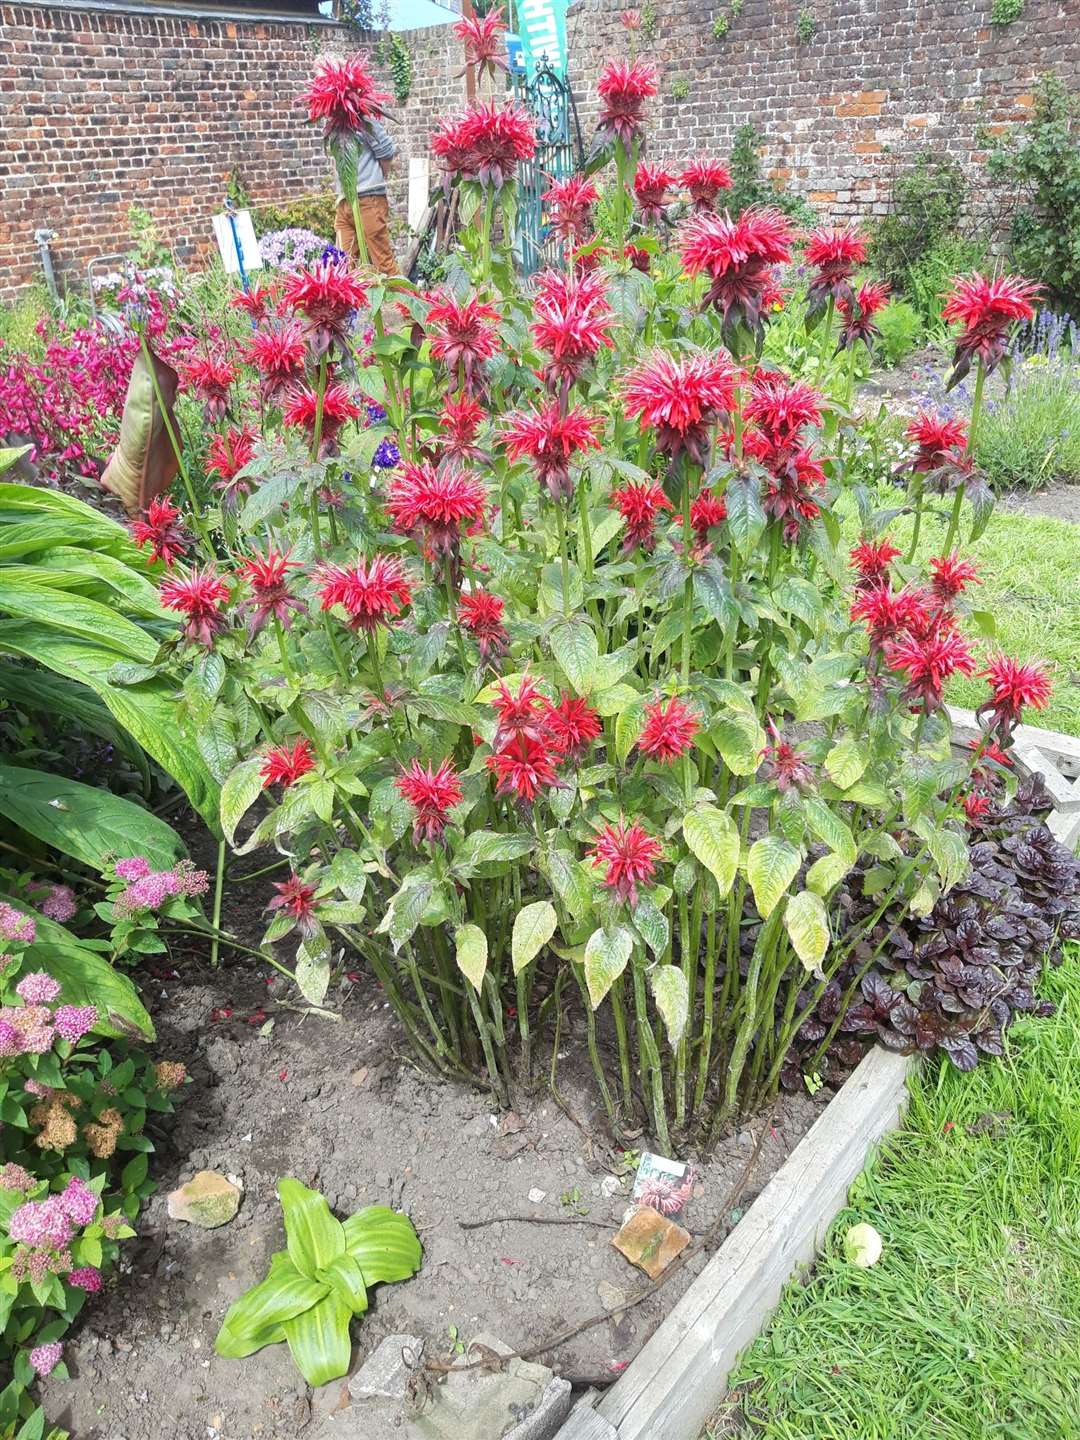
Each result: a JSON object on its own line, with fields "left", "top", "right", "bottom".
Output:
{"left": 518, "top": 0, "right": 568, "bottom": 76}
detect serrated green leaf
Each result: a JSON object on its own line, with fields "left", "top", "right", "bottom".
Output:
{"left": 512, "top": 900, "right": 557, "bottom": 975}
{"left": 583, "top": 925, "right": 633, "bottom": 1008}
{"left": 746, "top": 834, "right": 801, "bottom": 918}
{"left": 295, "top": 936, "right": 331, "bottom": 1007}
{"left": 454, "top": 922, "right": 488, "bottom": 991}
{"left": 682, "top": 806, "right": 739, "bottom": 897}
{"left": 633, "top": 894, "right": 669, "bottom": 957}
{"left": 801, "top": 795, "right": 857, "bottom": 863}
{"left": 784, "top": 890, "right": 830, "bottom": 970}
{"left": 824, "top": 736, "right": 869, "bottom": 790}
{"left": 649, "top": 965, "right": 689, "bottom": 1045}
{"left": 806, "top": 851, "right": 853, "bottom": 896}
{"left": 550, "top": 619, "right": 599, "bottom": 694}
{"left": 711, "top": 712, "right": 765, "bottom": 776}
{"left": 547, "top": 845, "right": 594, "bottom": 923}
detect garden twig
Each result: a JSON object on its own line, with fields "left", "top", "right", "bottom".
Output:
{"left": 459, "top": 1214, "right": 617, "bottom": 1231}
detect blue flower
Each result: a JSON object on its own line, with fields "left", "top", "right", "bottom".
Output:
{"left": 372, "top": 437, "right": 401, "bottom": 470}
{"left": 366, "top": 400, "right": 388, "bottom": 426}
{"left": 321, "top": 243, "right": 347, "bottom": 265}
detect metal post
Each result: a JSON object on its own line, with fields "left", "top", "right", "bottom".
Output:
{"left": 224, "top": 197, "right": 250, "bottom": 293}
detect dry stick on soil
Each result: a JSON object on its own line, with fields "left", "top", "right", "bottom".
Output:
{"left": 460, "top": 1215, "right": 618, "bottom": 1231}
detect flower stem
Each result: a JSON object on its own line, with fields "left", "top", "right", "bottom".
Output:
{"left": 209, "top": 839, "right": 225, "bottom": 969}
{"left": 680, "top": 460, "right": 695, "bottom": 690}
{"left": 555, "top": 499, "right": 571, "bottom": 614}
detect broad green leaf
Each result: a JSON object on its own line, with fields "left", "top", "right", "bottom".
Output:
{"left": 725, "top": 472, "right": 766, "bottom": 555}
{"left": 0, "top": 578, "right": 158, "bottom": 662}
{"left": 550, "top": 619, "right": 599, "bottom": 695}
{"left": 784, "top": 890, "right": 830, "bottom": 970}
{"left": 376, "top": 877, "right": 435, "bottom": 951}
{"left": 649, "top": 965, "right": 689, "bottom": 1046}
{"left": 584, "top": 925, "right": 633, "bottom": 1009}
{"left": 215, "top": 1251, "right": 327, "bottom": 1358}
{"left": 746, "top": 835, "right": 801, "bottom": 918}
{"left": 34, "top": 545, "right": 168, "bottom": 619}
{"left": 512, "top": 901, "right": 557, "bottom": 975}
{"left": 0, "top": 445, "right": 32, "bottom": 476}
{"left": 327, "top": 851, "right": 367, "bottom": 902}
{"left": 280, "top": 1290, "right": 353, "bottom": 1387}
{"left": 454, "top": 922, "right": 488, "bottom": 991}
{"left": 547, "top": 845, "right": 594, "bottom": 924}
{"left": 592, "top": 682, "right": 641, "bottom": 717}
{"left": 711, "top": 713, "right": 765, "bottom": 776}
{"left": 914, "top": 818, "right": 970, "bottom": 894}
{"left": 295, "top": 936, "right": 331, "bottom": 1007}
{"left": 801, "top": 796, "right": 857, "bottom": 863}
{"left": 615, "top": 699, "right": 646, "bottom": 764}
{"left": 806, "top": 851, "right": 853, "bottom": 896}
{"left": 342, "top": 1206, "right": 423, "bottom": 1286}
{"left": 824, "top": 736, "right": 868, "bottom": 791}
{"left": 682, "top": 807, "right": 739, "bottom": 897}
{"left": 633, "top": 894, "right": 669, "bottom": 958}
{"left": 452, "top": 830, "right": 534, "bottom": 872}
{"left": 0, "top": 763, "right": 185, "bottom": 871}
{"left": 317, "top": 1254, "right": 368, "bottom": 1316}
{"left": 279, "top": 1178, "right": 347, "bottom": 1279}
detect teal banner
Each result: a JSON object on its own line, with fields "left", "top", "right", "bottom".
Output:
{"left": 517, "top": 0, "right": 568, "bottom": 77}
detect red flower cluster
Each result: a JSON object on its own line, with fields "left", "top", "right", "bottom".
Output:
{"left": 680, "top": 159, "right": 732, "bottom": 211}
{"left": 317, "top": 553, "right": 412, "bottom": 632}
{"left": 745, "top": 369, "right": 823, "bottom": 450}
{"left": 690, "top": 488, "right": 727, "bottom": 543}
{"left": 590, "top": 820, "right": 663, "bottom": 906}
{"left": 180, "top": 355, "right": 236, "bottom": 422}
{"left": 260, "top": 738, "right": 315, "bottom": 790}
{"left": 131, "top": 497, "right": 189, "bottom": 568}
{"left": 904, "top": 410, "right": 970, "bottom": 493}
{"left": 761, "top": 720, "right": 815, "bottom": 792}
{"left": 267, "top": 874, "right": 319, "bottom": 937}
{"left": 282, "top": 259, "right": 368, "bottom": 356}
{"left": 303, "top": 52, "right": 390, "bottom": 140}
{"left": 244, "top": 320, "right": 308, "bottom": 402}
{"left": 395, "top": 758, "right": 464, "bottom": 843}
{"left": 851, "top": 583, "right": 931, "bottom": 656}
{"left": 942, "top": 271, "right": 1041, "bottom": 387}
{"left": 282, "top": 381, "right": 362, "bottom": 453}
{"left": 488, "top": 733, "right": 560, "bottom": 802}
{"left": 803, "top": 225, "right": 867, "bottom": 316}
{"left": 238, "top": 548, "right": 305, "bottom": 638}
{"left": 680, "top": 207, "right": 794, "bottom": 340}
{"left": 530, "top": 270, "right": 615, "bottom": 387}
{"left": 633, "top": 163, "right": 675, "bottom": 222}
{"left": 426, "top": 291, "right": 501, "bottom": 390}
{"left": 637, "top": 696, "right": 699, "bottom": 763}
{"left": 543, "top": 176, "right": 599, "bottom": 243}
{"left": 978, "top": 654, "right": 1052, "bottom": 736}
{"left": 207, "top": 424, "right": 257, "bottom": 509}
{"left": 884, "top": 627, "right": 976, "bottom": 710}
{"left": 836, "top": 279, "right": 891, "bottom": 350}
{"left": 742, "top": 369, "right": 827, "bottom": 542}
{"left": 595, "top": 58, "right": 658, "bottom": 146}
{"left": 485, "top": 675, "right": 601, "bottom": 802}
{"left": 502, "top": 401, "right": 601, "bottom": 500}
{"left": 387, "top": 460, "right": 486, "bottom": 557}
{"left": 230, "top": 283, "right": 279, "bottom": 324}
{"left": 543, "top": 691, "right": 602, "bottom": 760}
{"left": 850, "top": 536, "right": 902, "bottom": 590}
{"left": 624, "top": 242, "right": 651, "bottom": 273}
{"left": 452, "top": 4, "right": 508, "bottom": 77}
{"left": 929, "top": 552, "right": 979, "bottom": 603}
{"left": 459, "top": 587, "right": 508, "bottom": 661}
{"left": 160, "top": 567, "right": 230, "bottom": 646}
{"left": 431, "top": 101, "right": 536, "bottom": 189}
{"left": 609, "top": 479, "right": 672, "bottom": 553}
{"left": 763, "top": 448, "right": 827, "bottom": 542}
{"left": 439, "top": 393, "right": 486, "bottom": 462}
{"left": 622, "top": 348, "right": 737, "bottom": 465}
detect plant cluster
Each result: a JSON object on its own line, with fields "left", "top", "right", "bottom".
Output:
{"left": 726, "top": 123, "right": 818, "bottom": 227}
{"left": 795, "top": 8, "right": 819, "bottom": 44}
{"left": 990, "top": 0, "right": 1024, "bottom": 23}
{"left": 871, "top": 152, "right": 967, "bottom": 303}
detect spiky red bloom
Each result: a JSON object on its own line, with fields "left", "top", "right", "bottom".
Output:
{"left": 131, "top": 496, "right": 189, "bottom": 568}
{"left": 942, "top": 272, "right": 1041, "bottom": 386}
{"left": 502, "top": 401, "right": 602, "bottom": 500}
{"left": 680, "top": 159, "right": 733, "bottom": 211}
{"left": 282, "top": 259, "right": 368, "bottom": 355}
{"left": 238, "top": 548, "right": 305, "bottom": 637}
{"left": 439, "top": 393, "right": 486, "bottom": 461}
{"left": 633, "top": 163, "right": 676, "bottom": 222}
{"left": 530, "top": 269, "right": 615, "bottom": 385}
{"left": 487, "top": 732, "right": 559, "bottom": 802}
{"left": 543, "top": 692, "right": 601, "bottom": 761}
{"left": 230, "top": 283, "right": 278, "bottom": 324}
{"left": 453, "top": 4, "right": 508, "bottom": 74}
{"left": 620, "top": 7, "right": 642, "bottom": 27}
{"left": 395, "top": 757, "right": 464, "bottom": 843}
{"left": 962, "top": 790, "right": 993, "bottom": 823}
{"left": 303, "top": 51, "right": 390, "bottom": 139}
{"left": 386, "top": 460, "right": 486, "bottom": 555}
{"left": 459, "top": 588, "right": 508, "bottom": 661}
{"left": 764, "top": 447, "right": 827, "bottom": 542}
{"left": 968, "top": 736, "right": 1014, "bottom": 787}
{"left": 426, "top": 291, "right": 501, "bottom": 390}
{"left": 207, "top": 424, "right": 258, "bottom": 509}
{"left": 180, "top": 355, "right": 236, "bottom": 421}
{"left": 490, "top": 671, "right": 549, "bottom": 748}
{"left": 680, "top": 208, "right": 794, "bottom": 337}
{"left": 282, "top": 382, "right": 362, "bottom": 452}
{"left": 850, "top": 537, "right": 901, "bottom": 590}
{"left": 260, "top": 738, "right": 316, "bottom": 790}
{"left": 622, "top": 349, "right": 738, "bottom": 465}
{"left": 589, "top": 819, "right": 662, "bottom": 906}
{"left": 690, "top": 488, "right": 727, "bottom": 542}
{"left": 595, "top": 58, "right": 658, "bottom": 146}
{"left": 885, "top": 629, "right": 976, "bottom": 709}
{"left": 637, "top": 696, "right": 699, "bottom": 763}
{"left": 544, "top": 175, "right": 599, "bottom": 242}
{"left": 978, "top": 654, "right": 1052, "bottom": 732}
{"left": 431, "top": 100, "right": 536, "bottom": 188}
{"left": 929, "top": 553, "right": 979, "bottom": 603}
{"left": 851, "top": 584, "right": 931, "bottom": 655}
{"left": 267, "top": 873, "right": 319, "bottom": 936}
{"left": 160, "top": 567, "right": 229, "bottom": 646}
{"left": 317, "top": 553, "right": 412, "bottom": 632}
{"left": 624, "top": 242, "right": 651, "bottom": 273}
{"left": 804, "top": 225, "right": 867, "bottom": 314}
{"left": 244, "top": 319, "right": 308, "bottom": 401}
{"left": 745, "top": 369, "right": 823, "bottom": 452}
{"left": 836, "top": 279, "right": 892, "bottom": 349}
{"left": 609, "top": 480, "right": 672, "bottom": 553}
{"left": 761, "top": 720, "right": 815, "bottom": 792}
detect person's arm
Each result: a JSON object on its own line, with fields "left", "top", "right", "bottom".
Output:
{"left": 368, "top": 121, "right": 396, "bottom": 178}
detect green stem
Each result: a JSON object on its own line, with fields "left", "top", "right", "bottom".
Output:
{"left": 693, "top": 908, "right": 719, "bottom": 1115}
{"left": 572, "top": 963, "right": 616, "bottom": 1127}
{"left": 943, "top": 361, "right": 986, "bottom": 555}
{"left": 632, "top": 961, "right": 670, "bottom": 1152}
{"left": 555, "top": 500, "right": 571, "bottom": 614}
{"left": 578, "top": 472, "right": 594, "bottom": 581}
{"left": 680, "top": 461, "right": 695, "bottom": 690}
{"left": 611, "top": 976, "right": 634, "bottom": 1111}
{"left": 209, "top": 840, "right": 225, "bottom": 969}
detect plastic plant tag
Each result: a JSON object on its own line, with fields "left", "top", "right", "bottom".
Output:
{"left": 631, "top": 1151, "right": 696, "bottom": 1219}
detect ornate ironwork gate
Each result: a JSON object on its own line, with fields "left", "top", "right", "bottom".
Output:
{"left": 513, "top": 60, "right": 585, "bottom": 276}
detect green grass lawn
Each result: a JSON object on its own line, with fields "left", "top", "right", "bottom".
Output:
{"left": 708, "top": 946, "right": 1080, "bottom": 1440}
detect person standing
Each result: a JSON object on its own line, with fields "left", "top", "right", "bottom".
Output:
{"left": 334, "top": 118, "right": 398, "bottom": 276}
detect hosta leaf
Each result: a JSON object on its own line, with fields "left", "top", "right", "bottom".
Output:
{"left": 747, "top": 835, "right": 801, "bottom": 918}
{"left": 649, "top": 965, "right": 689, "bottom": 1046}
{"left": 584, "top": 925, "right": 633, "bottom": 1008}
{"left": 215, "top": 1251, "right": 327, "bottom": 1359}
{"left": 342, "top": 1206, "right": 423, "bottom": 1286}
{"left": 281, "top": 1290, "right": 353, "bottom": 1388}
{"left": 682, "top": 806, "right": 739, "bottom": 897}
{"left": 550, "top": 618, "right": 599, "bottom": 694}
{"left": 279, "top": 1178, "right": 347, "bottom": 1279}
{"left": 454, "top": 922, "right": 488, "bottom": 991}
{"left": 784, "top": 890, "right": 830, "bottom": 970}
{"left": 824, "top": 736, "right": 869, "bottom": 790}
{"left": 512, "top": 900, "right": 557, "bottom": 975}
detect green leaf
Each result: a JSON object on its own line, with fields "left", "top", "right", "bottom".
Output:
{"left": 824, "top": 736, "right": 869, "bottom": 790}
{"left": 220, "top": 757, "right": 268, "bottom": 848}
{"left": 317, "top": 1254, "right": 369, "bottom": 1316}
{"left": 376, "top": 877, "right": 435, "bottom": 951}
{"left": 550, "top": 619, "right": 599, "bottom": 694}
{"left": 615, "top": 699, "right": 646, "bottom": 763}
{"left": 454, "top": 922, "right": 488, "bottom": 991}
{"left": 279, "top": 1178, "right": 347, "bottom": 1279}
{"left": 649, "top": 965, "right": 689, "bottom": 1046}
{"left": 281, "top": 1290, "right": 354, "bottom": 1387}
{"left": 801, "top": 796, "right": 857, "bottom": 863}
{"left": 452, "top": 830, "right": 534, "bottom": 873}
{"left": 682, "top": 806, "right": 740, "bottom": 897}
{"left": 633, "top": 894, "right": 669, "bottom": 958}
{"left": 215, "top": 1251, "right": 327, "bottom": 1359}
{"left": 511, "top": 901, "right": 557, "bottom": 975}
{"left": 746, "top": 835, "right": 801, "bottom": 918}
{"left": 914, "top": 818, "right": 970, "bottom": 894}
{"left": 546, "top": 845, "right": 594, "bottom": 924}
{"left": 583, "top": 925, "right": 633, "bottom": 1008}
{"left": 0, "top": 577, "right": 158, "bottom": 662}
{"left": 806, "top": 851, "right": 853, "bottom": 896}
{"left": 295, "top": 936, "right": 331, "bottom": 1007}
{"left": 784, "top": 890, "right": 830, "bottom": 970}
{"left": 725, "top": 472, "right": 766, "bottom": 555}
{"left": 711, "top": 713, "right": 765, "bottom": 776}
{"left": 342, "top": 1205, "right": 423, "bottom": 1285}
{"left": 0, "top": 445, "right": 32, "bottom": 476}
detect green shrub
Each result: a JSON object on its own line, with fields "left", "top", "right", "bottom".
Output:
{"left": 871, "top": 153, "right": 966, "bottom": 297}
{"left": 905, "top": 234, "right": 988, "bottom": 331}
{"left": 251, "top": 193, "right": 338, "bottom": 242}
{"left": 975, "top": 359, "right": 1080, "bottom": 490}
{"left": 727, "top": 122, "right": 818, "bottom": 226}
{"left": 873, "top": 299, "right": 923, "bottom": 367}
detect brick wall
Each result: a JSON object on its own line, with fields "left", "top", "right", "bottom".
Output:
{"left": 566, "top": 0, "right": 1080, "bottom": 219}
{"left": 0, "top": 2, "right": 462, "bottom": 300}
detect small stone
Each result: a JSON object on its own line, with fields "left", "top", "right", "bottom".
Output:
{"left": 167, "top": 1171, "right": 242, "bottom": 1229}
{"left": 611, "top": 1205, "right": 691, "bottom": 1279}
{"left": 527, "top": 1187, "right": 546, "bottom": 1205}
{"left": 351, "top": 1067, "right": 369, "bottom": 1087}
{"left": 597, "top": 1280, "right": 628, "bottom": 1314}
{"left": 599, "top": 1175, "right": 622, "bottom": 1199}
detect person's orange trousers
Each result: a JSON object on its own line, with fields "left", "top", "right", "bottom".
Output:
{"left": 335, "top": 196, "right": 398, "bottom": 276}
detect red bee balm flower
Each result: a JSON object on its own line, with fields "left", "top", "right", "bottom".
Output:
{"left": 282, "top": 259, "right": 368, "bottom": 356}
{"left": 962, "top": 791, "right": 993, "bottom": 823}
{"left": 851, "top": 584, "right": 931, "bottom": 655}
{"left": 633, "top": 163, "right": 676, "bottom": 222}
{"left": 595, "top": 58, "right": 658, "bottom": 146}
{"left": 764, "top": 448, "right": 827, "bottom": 542}
{"left": 680, "top": 208, "right": 794, "bottom": 338}
{"left": 260, "top": 738, "right": 316, "bottom": 790}
{"left": 929, "top": 553, "right": 979, "bottom": 603}
{"left": 745, "top": 370, "right": 823, "bottom": 452}
{"left": 589, "top": 820, "right": 663, "bottom": 906}
{"left": 680, "top": 159, "right": 733, "bottom": 211}
{"left": 282, "top": 382, "right": 362, "bottom": 453}
{"left": 884, "top": 629, "right": 976, "bottom": 709}
{"left": 453, "top": 4, "right": 508, "bottom": 76}
{"left": 207, "top": 424, "right": 258, "bottom": 509}
{"left": 761, "top": 721, "right": 815, "bottom": 792}
{"left": 317, "top": 554, "right": 412, "bottom": 631}
{"left": 180, "top": 355, "right": 236, "bottom": 421}
{"left": 544, "top": 176, "right": 599, "bottom": 242}
{"left": 905, "top": 411, "right": 968, "bottom": 471}
{"left": 238, "top": 548, "right": 305, "bottom": 637}
{"left": 531, "top": 270, "right": 615, "bottom": 386}
{"left": 386, "top": 461, "right": 486, "bottom": 556}
{"left": 609, "top": 480, "right": 672, "bottom": 553}
{"left": 690, "top": 489, "right": 727, "bottom": 543}
{"left": 850, "top": 537, "right": 901, "bottom": 590}
{"left": 543, "top": 692, "right": 601, "bottom": 761}
{"left": 624, "top": 242, "right": 651, "bottom": 273}
{"left": 803, "top": 225, "right": 867, "bottom": 315}
{"left": 942, "top": 272, "right": 1041, "bottom": 386}
{"left": 431, "top": 101, "right": 536, "bottom": 189}
{"left": 160, "top": 567, "right": 229, "bottom": 646}
{"left": 637, "top": 696, "right": 699, "bottom": 763}
{"left": 978, "top": 655, "right": 1052, "bottom": 733}
{"left": 267, "top": 874, "right": 319, "bottom": 936}
{"left": 439, "top": 393, "right": 486, "bottom": 461}
{"left": 230, "top": 283, "right": 278, "bottom": 324}
{"left": 131, "top": 496, "right": 189, "bottom": 568}
{"left": 303, "top": 51, "right": 390, "bottom": 139}
{"left": 488, "top": 732, "right": 559, "bottom": 802}
{"left": 837, "top": 279, "right": 891, "bottom": 349}
{"left": 426, "top": 291, "right": 501, "bottom": 390}
{"left": 490, "top": 671, "right": 549, "bottom": 748}
{"left": 244, "top": 320, "right": 308, "bottom": 401}
{"left": 502, "top": 401, "right": 602, "bottom": 500}
{"left": 395, "top": 758, "right": 464, "bottom": 843}
{"left": 622, "top": 349, "right": 737, "bottom": 465}
{"left": 459, "top": 588, "right": 508, "bottom": 661}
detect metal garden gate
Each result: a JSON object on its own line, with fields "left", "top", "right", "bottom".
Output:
{"left": 513, "top": 59, "right": 585, "bottom": 276}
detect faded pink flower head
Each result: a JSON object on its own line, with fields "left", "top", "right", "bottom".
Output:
{"left": 54, "top": 1005, "right": 97, "bottom": 1044}
{"left": 114, "top": 857, "right": 151, "bottom": 881}
{"left": 29, "top": 1341, "right": 63, "bottom": 1377}
{"left": 41, "top": 884, "right": 77, "bottom": 923}
{"left": 60, "top": 1175, "right": 99, "bottom": 1226}
{"left": 15, "top": 972, "right": 61, "bottom": 1006}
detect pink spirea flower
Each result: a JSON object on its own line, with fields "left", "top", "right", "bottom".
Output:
{"left": 0, "top": 1022, "right": 21, "bottom": 1056}
{"left": 68, "top": 1265, "right": 103, "bottom": 1293}
{"left": 10, "top": 1195, "right": 75, "bottom": 1248}
{"left": 29, "top": 1341, "right": 63, "bottom": 1377}
{"left": 15, "top": 972, "right": 61, "bottom": 1005}
{"left": 0, "top": 1162, "right": 33, "bottom": 1191}
{"left": 60, "top": 1176, "right": 99, "bottom": 1226}
{"left": 41, "top": 885, "right": 77, "bottom": 923}
{"left": 0, "top": 902, "right": 36, "bottom": 944}
{"left": 53, "top": 1005, "right": 98, "bottom": 1044}
{"left": 114, "top": 857, "right": 151, "bottom": 881}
